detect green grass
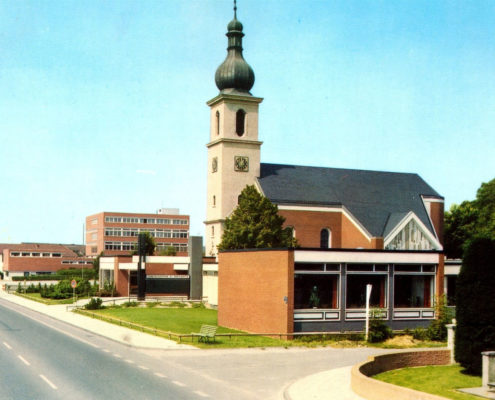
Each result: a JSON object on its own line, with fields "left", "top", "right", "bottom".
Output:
{"left": 87, "top": 307, "right": 289, "bottom": 348}
{"left": 374, "top": 364, "right": 482, "bottom": 400}
{"left": 14, "top": 292, "right": 77, "bottom": 305}
{"left": 79, "top": 305, "right": 450, "bottom": 349}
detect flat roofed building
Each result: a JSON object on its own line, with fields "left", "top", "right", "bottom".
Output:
{"left": 1, "top": 243, "right": 92, "bottom": 280}
{"left": 85, "top": 211, "right": 190, "bottom": 257}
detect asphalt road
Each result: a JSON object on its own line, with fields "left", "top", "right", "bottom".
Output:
{"left": 0, "top": 298, "right": 385, "bottom": 399}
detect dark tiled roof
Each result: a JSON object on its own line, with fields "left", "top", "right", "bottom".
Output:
{"left": 258, "top": 163, "right": 442, "bottom": 238}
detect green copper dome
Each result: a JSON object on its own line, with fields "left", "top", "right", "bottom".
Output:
{"left": 215, "top": 12, "right": 255, "bottom": 94}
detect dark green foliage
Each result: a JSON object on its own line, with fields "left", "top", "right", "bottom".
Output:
{"left": 85, "top": 298, "right": 104, "bottom": 310}
{"left": 455, "top": 236, "right": 495, "bottom": 375}
{"left": 412, "top": 327, "right": 428, "bottom": 341}
{"left": 426, "top": 296, "right": 454, "bottom": 341}
{"left": 96, "top": 280, "right": 117, "bottom": 297}
{"left": 367, "top": 310, "right": 392, "bottom": 343}
{"left": 218, "top": 185, "right": 298, "bottom": 250}
{"left": 444, "top": 178, "right": 495, "bottom": 259}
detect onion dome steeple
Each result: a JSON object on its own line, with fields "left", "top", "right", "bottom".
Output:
{"left": 215, "top": 1, "right": 255, "bottom": 95}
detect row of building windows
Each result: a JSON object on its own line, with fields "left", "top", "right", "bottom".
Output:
{"left": 104, "top": 216, "right": 188, "bottom": 225}
{"left": 61, "top": 260, "right": 93, "bottom": 265}
{"left": 294, "top": 263, "right": 436, "bottom": 310}
{"left": 104, "top": 228, "right": 188, "bottom": 239}
{"left": 156, "top": 243, "right": 188, "bottom": 252}
{"left": 10, "top": 252, "right": 62, "bottom": 258}
{"left": 104, "top": 241, "right": 188, "bottom": 252}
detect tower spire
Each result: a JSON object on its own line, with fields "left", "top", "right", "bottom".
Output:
{"left": 214, "top": 0, "right": 255, "bottom": 95}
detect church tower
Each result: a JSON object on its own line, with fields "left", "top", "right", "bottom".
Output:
{"left": 205, "top": 3, "right": 263, "bottom": 256}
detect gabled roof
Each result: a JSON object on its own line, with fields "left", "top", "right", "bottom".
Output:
{"left": 257, "top": 163, "right": 443, "bottom": 238}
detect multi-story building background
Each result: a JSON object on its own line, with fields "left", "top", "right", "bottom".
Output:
{"left": 85, "top": 209, "right": 190, "bottom": 257}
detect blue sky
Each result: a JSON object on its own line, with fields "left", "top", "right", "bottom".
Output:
{"left": 1, "top": 0, "right": 494, "bottom": 244}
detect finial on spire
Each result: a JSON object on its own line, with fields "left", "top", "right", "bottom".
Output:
{"left": 234, "top": 0, "right": 237, "bottom": 19}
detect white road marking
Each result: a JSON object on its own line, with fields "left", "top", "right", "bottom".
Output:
{"left": 3, "top": 341, "right": 12, "bottom": 350}
{"left": 18, "top": 355, "right": 30, "bottom": 366}
{"left": 138, "top": 365, "right": 149, "bottom": 370}
{"left": 172, "top": 381, "right": 186, "bottom": 387}
{"left": 113, "top": 353, "right": 122, "bottom": 358}
{"left": 40, "top": 374, "right": 58, "bottom": 390}
{"left": 154, "top": 372, "right": 166, "bottom": 378}
{"left": 194, "top": 390, "right": 210, "bottom": 397}
{"left": 125, "top": 359, "right": 134, "bottom": 364}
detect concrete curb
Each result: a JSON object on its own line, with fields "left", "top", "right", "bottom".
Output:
{"left": 351, "top": 349, "right": 451, "bottom": 400}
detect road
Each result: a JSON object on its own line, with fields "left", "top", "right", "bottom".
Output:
{"left": 0, "top": 298, "right": 384, "bottom": 399}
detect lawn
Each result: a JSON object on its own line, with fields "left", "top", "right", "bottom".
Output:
{"left": 81, "top": 305, "right": 448, "bottom": 349}
{"left": 84, "top": 306, "right": 290, "bottom": 348}
{"left": 15, "top": 292, "right": 77, "bottom": 305}
{"left": 374, "top": 364, "right": 482, "bottom": 400}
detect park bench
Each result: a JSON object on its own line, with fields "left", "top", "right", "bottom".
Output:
{"left": 192, "top": 324, "right": 218, "bottom": 343}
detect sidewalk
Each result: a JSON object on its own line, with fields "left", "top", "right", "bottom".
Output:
{"left": 0, "top": 289, "right": 194, "bottom": 350}
{"left": 283, "top": 366, "right": 366, "bottom": 400}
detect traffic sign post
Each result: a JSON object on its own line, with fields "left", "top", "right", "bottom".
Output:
{"left": 71, "top": 279, "right": 77, "bottom": 303}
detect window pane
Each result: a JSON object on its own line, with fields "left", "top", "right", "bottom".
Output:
{"left": 294, "top": 274, "right": 339, "bottom": 309}
{"left": 346, "top": 275, "right": 387, "bottom": 308}
{"left": 294, "top": 263, "right": 324, "bottom": 271}
{"left": 394, "top": 275, "right": 433, "bottom": 308}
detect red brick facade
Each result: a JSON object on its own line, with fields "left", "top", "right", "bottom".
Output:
{"left": 218, "top": 250, "right": 294, "bottom": 334}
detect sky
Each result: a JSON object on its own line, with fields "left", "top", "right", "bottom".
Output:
{"left": 1, "top": 0, "right": 494, "bottom": 245}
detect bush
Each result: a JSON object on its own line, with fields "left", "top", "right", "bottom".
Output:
{"left": 85, "top": 298, "right": 104, "bottom": 310}
{"left": 367, "top": 310, "right": 392, "bottom": 343}
{"left": 123, "top": 301, "right": 139, "bottom": 308}
{"left": 412, "top": 327, "right": 428, "bottom": 341}
{"left": 426, "top": 296, "right": 454, "bottom": 341}
{"left": 455, "top": 236, "right": 495, "bottom": 375}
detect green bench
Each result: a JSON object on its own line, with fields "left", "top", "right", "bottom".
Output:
{"left": 192, "top": 324, "right": 218, "bottom": 343}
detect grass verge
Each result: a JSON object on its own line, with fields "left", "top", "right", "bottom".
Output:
{"left": 374, "top": 364, "right": 482, "bottom": 400}
{"left": 14, "top": 292, "right": 78, "bottom": 305}
{"left": 77, "top": 305, "right": 447, "bottom": 350}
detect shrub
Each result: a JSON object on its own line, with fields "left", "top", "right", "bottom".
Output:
{"left": 426, "top": 296, "right": 454, "bottom": 341}
{"left": 85, "top": 298, "right": 104, "bottom": 310}
{"left": 412, "top": 327, "right": 428, "bottom": 341}
{"left": 123, "top": 301, "right": 139, "bottom": 308}
{"left": 192, "top": 302, "right": 206, "bottom": 309}
{"left": 367, "top": 310, "right": 392, "bottom": 343}
{"left": 455, "top": 236, "right": 495, "bottom": 375}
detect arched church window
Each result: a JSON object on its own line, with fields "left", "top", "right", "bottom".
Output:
{"left": 213, "top": 195, "right": 216, "bottom": 207}
{"left": 236, "top": 109, "right": 245, "bottom": 136}
{"left": 320, "top": 228, "right": 331, "bottom": 249}
{"left": 216, "top": 111, "right": 220, "bottom": 135}
{"left": 211, "top": 226, "right": 215, "bottom": 237}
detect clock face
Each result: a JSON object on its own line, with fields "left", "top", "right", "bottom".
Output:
{"left": 212, "top": 157, "right": 218, "bottom": 173}
{"left": 234, "top": 156, "right": 249, "bottom": 172}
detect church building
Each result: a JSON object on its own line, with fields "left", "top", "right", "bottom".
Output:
{"left": 206, "top": 5, "right": 445, "bottom": 334}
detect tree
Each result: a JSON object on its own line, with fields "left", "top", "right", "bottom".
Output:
{"left": 132, "top": 231, "right": 156, "bottom": 256}
{"left": 454, "top": 236, "right": 495, "bottom": 375}
{"left": 92, "top": 252, "right": 104, "bottom": 276}
{"left": 218, "top": 185, "right": 298, "bottom": 250}
{"left": 475, "top": 178, "right": 495, "bottom": 236}
{"left": 444, "top": 178, "right": 495, "bottom": 259}
{"left": 444, "top": 201, "right": 478, "bottom": 259}
{"left": 158, "top": 246, "right": 177, "bottom": 256}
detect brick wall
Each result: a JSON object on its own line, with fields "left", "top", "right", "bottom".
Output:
{"left": 218, "top": 249, "right": 294, "bottom": 334}
{"left": 351, "top": 349, "right": 451, "bottom": 400}
{"left": 279, "top": 209, "right": 372, "bottom": 249}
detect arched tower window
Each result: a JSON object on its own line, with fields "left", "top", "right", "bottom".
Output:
{"left": 211, "top": 226, "right": 215, "bottom": 237}
{"left": 236, "top": 109, "right": 245, "bottom": 136}
{"left": 213, "top": 195, "right": 216, "bottom": 207}
{"left": 216, "top": 111, "right": 220, "bottom": 135}
{"left": 320, "top": 228, "right": 331, "bottom": 249}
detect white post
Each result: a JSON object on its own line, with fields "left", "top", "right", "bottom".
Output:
{"left": 446, "top": 323, "right": 456, "bottom": 364}
{"left": 365, "top": 284, "right": 372, "bottom": 341}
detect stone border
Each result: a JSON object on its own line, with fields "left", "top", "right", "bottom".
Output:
{"left": 351, "top": 349, "right": 451, "bottom": 400}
